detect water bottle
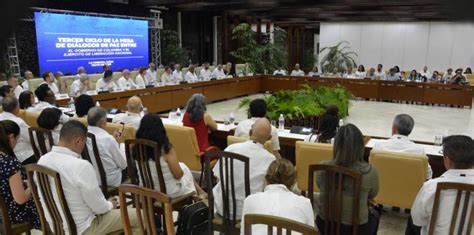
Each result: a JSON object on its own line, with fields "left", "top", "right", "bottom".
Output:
{"left": 339, "top": 119, "right": 344, "bottom": 127}
{"left": 278, "top": 114, "right": 285, "bottom": 130}
{"left": 229, "top": 112, "right": 235, "bottom": 125}
{"left": 95, "top": 101, "right": 101, "bottom": 107}
{"left": 176, "top": 108, "right": 182, "bottom": 121}
{"left": 68, "top": 97, "right": 75, "bottom": 111}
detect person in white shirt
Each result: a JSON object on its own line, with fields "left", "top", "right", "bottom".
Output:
{"left": 111, "top": 96, "right": 143, "bottom": 129}
{"left": 234, "top": 99, "right": 281, "bottom": 158}
{"left": 211, "top": 64, "right": 226, "bottom": 79}
{"left": 344, "top": 67, "right": 357, "bottom": 79}
{"left": 31, "top": 84, "right": 69, "bottom": 124}
{"left": 134, "top": 68, "right": 147, "bottom": 88}
{"left": 7, "top": 76, "right": 23, "bottom": 98}
{"left": 273, "top": 67, "right": 287, "bottom": 76}
{"left": 241, "top": 158, "right": 315, "bottom": 234}
{"left": 200, "top": 62, "right": 212, "bottom": 80}
{"left": 37, "top": 108, "right": 63, "bottom": 145}
{"left": 40, "top": 71, "right": 59, "bottom": 95}
{"left": 442, "top": 68, "right": 454, "bottom": 82}
{"left": 420, "top": 66, "right": 431, "bottom": 80}
{"left": 374, "top": 64, "right": 386, "bottom": 80}
{"left": 95, "top": 70, "right": 117, "bottom": 92}
{"left": 290, "top": 63, "right": 305, "bottom": 76}
{"left": 184, "top": 65, "right": 199, "bottom": 83}
{"left": 21, "top": 71, "right": 34, "bottom": 91}
{"left": 161, "top": 66, "right": 173, "bottom": 84}
{"left": 87, "top": 107, "right": 127, "bottom": 187}
{"left": 408, "top": 135, "right": 474, "bottom": 235}
{"left": 213, "top": 118, "right": 276, "bottom": 219}
{"left": 145, "top": 63, "right": 157, "bottom": 86}
{"left": 117, "top": 69, "right": 137, "bottom": 90}
{"left": 308, "top": 66, "right": 320, "bottom": 77}
{"left": 373, "top": 114, "right": 432, "bottom": 179}
{"left": 76, "top": 66, "right": 86, "bottom": 78}
{"left": 0, "top": 97, "right": 34, "bottom": 163}
{"left": 355, "top": 65, "right": 367, "bottom": 79}
{"left": 172, "top": 64, "right": 183, "bottom": 82}
{"left": 69, "top": 74, "right": 90, "bottom": 97}
{"left": 37, "top": 120, "right": 140, "bottom": 234}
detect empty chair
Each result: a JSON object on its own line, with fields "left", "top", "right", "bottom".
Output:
{"left": 295, "top": 141, "right": 332, "bottom": 193}
{"left": 243, "top": 214, "right": 318, "bottom": 235}
{"left": 28, "top": 127, "right": 54, "bottom": 161}
{"left": 164, "top": 124, "right": 202, "bottom": 171}
{"left": 119, "top": 184, "right": 175, "bottom": 235}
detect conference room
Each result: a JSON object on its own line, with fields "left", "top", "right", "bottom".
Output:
{"left": 0, "top": 0, "right": 473, "bottom": 234}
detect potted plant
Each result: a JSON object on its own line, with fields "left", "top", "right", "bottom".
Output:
{"left": 319, "top": 41, "right": 357, "bottom": 74}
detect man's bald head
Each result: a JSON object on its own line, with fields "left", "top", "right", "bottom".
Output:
{"left": 127, "top": 96, "right": 143, "bottom": 113}
{"left": 250, "top": 118, "right": 272, "bottom": 144}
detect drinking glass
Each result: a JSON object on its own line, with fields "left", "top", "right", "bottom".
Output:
{"left": 434, "top": 135, "right": 442, "bottom": 146}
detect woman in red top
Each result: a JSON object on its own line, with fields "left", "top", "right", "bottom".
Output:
{"left": 182, "top": 94, "right": 218, "bottom": 153}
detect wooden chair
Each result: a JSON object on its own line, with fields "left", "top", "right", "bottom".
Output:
{"left": 119, "top": 184, "right": 175, "bottom": 235}
{"left": 81, "top": 132, "right": 118, "bottom": 198}
{"left": 0, "top": 195, "right": 33, "bottom": 235}
{"left": 308, "top": 164, "right": 362, "bottom": 235}
{"left": 28, "top": 127, "right": 54, "bottom": 161}
{"left": 25, "top": 164, "right": 77, "bottom": 235}
{"left": 204, "top": 150, "right": 250, "bottom": 234}
{"left": 243, "top": 214, "right": 318, "bottom": 235}
{"left": 428, "top": 182, "right": 474, "bottom": 235}
{"left": 124, "top": 139, "right": 193, "bottom": 211}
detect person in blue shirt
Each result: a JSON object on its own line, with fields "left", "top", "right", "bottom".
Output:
{"left": 406, "top": 69, "right": 420, "bottom": 82}
{"left": 385, "top": 68, "right": 402, "bottom": 81}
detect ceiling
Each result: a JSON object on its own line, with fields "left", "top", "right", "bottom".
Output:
{"left": 133, "top": 0, "right": 468, "bottom": 24}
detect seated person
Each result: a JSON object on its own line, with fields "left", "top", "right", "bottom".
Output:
{"left": 373, "top": 114, "right": 432, "bottom": 179}
{"left": 172, "top": 64, "right": 183, "bottom": 82}
{"left": 69, "top": 74, "right": 90, "bottom": 97}
{"left": 442, "top": 68, "right": 454, "bottom": 82}
{"left": 7, "top": 75, "right": 22, "bottom": 98}
{"left": 0, "top": 97, "right": 34, "bottom": 163}
{"left": 37, "top": 108, "right": 63, "bottom": 145}
{"left": 273, "top": 67, "right": 287, "bottom": 76}
{"left": 38, "top": 120, "right": 140, "bottom": 234}
{"left": 134, "top": 67, "right": 147, "bottom": 87}
{"left": 199, "top": 62, "right": 212, "bottom": 80}
{"left": 366, "top": 68, "right": 376, "bottom": 80}
{"left": 182, "top": 94, "right": 217, "bottom": 153}
{"left": 344, "top": 67, "right": 357, "bottom": 79}
{"left": 75, "top": 94, "right": 95, "bottom": 118}
{"left": 290, "top": 63, "right": 305, "bottom": 76}
{"left": 21, "top": 71, "right": 34, "bottom": 91}
{"left": 184, "top": 65, "right": 199, "bottom": 83}
{"left": 145, "top": 63, "right": 158, "bottom": 86}
{"left": 31, "top": 84, "right": 69, "bottom": 123}
{"left": 213, "top": 118, "right": 276, "bottom": 219}
{"left": 241, "top": 158, "right": 315, "bottom": 234}
{"left": 234, "top": 99, "right": 281, "bottom": 158}
{"left": 117, "top": 69, "right": 137, "bottom": 90}
{"left": 406, "top": 70, "right": 421, "bottom": 82}
{"left": 305, "top": 106, "right": 339, "bottom": 143}
{"left": 428, "top": 71, "right": 442, "bottom": 83}
{"left": 355, "top": 65, "right": 367, "bottom": 79}
{"left": 87, "top": 107, "right": 127, "bottom": 187}
{"left": 95, "top": 70, "right": 118, "bottom": 92}
{"left": 308, "top": 66, "right": 320, "bottom": 77}
{"left": 0, "top": 120, "right": 40, "bottom": 229}
{"left": 18, "top": 91, "right": 35, "bottom": 111}
{"left": 225, "top": 62, "right": 234, "bottom": 76}
{"left": 408, "top": 135, "right": 474, "bottom": 235}
{"left": 135, "top": 114, "right": 207, "bottom": 199}
{"left": 160, "top": 66, "right": 173, "bottom": 84}
{"left": 40, "top": 71, "right": 59, "bottom": 95}
{"left": 211, "top": 64, "right": 226, "bottom": 79}
{"left": 448, "top": 68, "right": 468, "bottom": 85}
{"left": 374, "top": 64, "right": 386, "bottom": 80}
{"left": 111, "top": 96, "right": 143, "bottom": 129}
{"left": 420, "top": 66, "right": 432, "bottom": 81}
{"left": 317, "top": 124, "right": 380, "bottom": 234}
{"left": 385, "top": 68, "right": 402, "bottom": 81}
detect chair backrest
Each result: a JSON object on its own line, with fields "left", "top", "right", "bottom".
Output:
{"left": 467, "top": 74, "right": 474, "bottom": 85}
{"left": 124, "top": 139, "right": 166, "bottom": 193}
{"left": 112, "top": 72, "right": 122, "bottom": 82}
{"left": 227, "top": 135, "right": 273, "bottom": 155}
{"left": 195, "top": 67, "right": 202, "bottom": 77}
{"left": 295, "top": 141, "right": 333, "bottom": 192}
{"left": 28, "top": 78, "right": 44, "bottom": 92}
{"left": 244, "top": 214, "right": 318, "bottom": 235}
{"left": 25, "top": 164, "right": 77, "bottom": 235}
{"left": 181, "top": 68, "right": 189, "bottom": 78}
{"left": 24, "top": 111, "right": 40, "bottom": 127}
{"left": 209, "top": 66, "right": 215, "bottom": 72}
{"left": 204, "top": 150, "right": 250, "bottom": 230}
{"left": 130, "top": 70, "right": 139, "bottom": 81}
{"left": 81, "top": 132, "right": 109, "bottom": 197}
{"left": 28, "top": 127, "right": 54, "bottom": 161}
{"left": 119, "top": 184, "right": 175, "bottom": 235}
{"left": 89, "top": 74, "right": 102, "bottom": 90}
{"left": 235, "top": 64, "right": 246, "bottom": 75}
{"left": 164, "top": 124, "right": 202, "bottom": 171}
{"left": 428, "top": 182, "right": 474, "bottom": 235}
{"left": 369, "top": 150, "right": 428, "bottom": 209}
{"left": 308, "top": 164, "right": 361, "bottom": 235}
{"left": 156, "top": 69, "right": 165, "bottom": 82}
{"left": 61, "top": 75, "right": 76, "bottom": 94}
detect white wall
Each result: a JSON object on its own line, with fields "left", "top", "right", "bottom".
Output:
{"left": 319, "top": 22, "right": 474, "bottom": 72}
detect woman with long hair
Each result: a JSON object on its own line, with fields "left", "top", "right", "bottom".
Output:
{"left": 0, "top": 120, "right": 40, "bottom": 229}
{"left": 305, "top": 106, "right": 339, "bottom": 143}
{"left": 182, "top": 94, "right": 217, "bottom": 153}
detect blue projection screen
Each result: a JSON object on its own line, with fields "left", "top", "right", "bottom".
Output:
{"left": 34, "top": 12, "right": 149, "bottom": 74}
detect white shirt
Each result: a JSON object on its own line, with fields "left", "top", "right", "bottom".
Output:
{"left": 29, "top": 101, "right": 70, "bottom": 124}
{"left": 37, "top": 146, "right": 113, "bottom": 234}
{"left": 211, "top": 68, "right": 226, "bottom": 79}
{"left": 308, "top": 71, "right": 320, "bottom": 77}
{"left": 40, "top": 82, "right": 60, "bottom": 95}
{"left": 372, "top": 134, "right": 432, "bottom": 179}
{"left": 95, "top": 78, "right": 117, "bottom": 92}
{"left": 145, "top": 69, "right": 157, "bottom": 86}
{"left": 290, "top": 69, "right": 305, "bottom": 76}
{"left": 134, "top": 74, "right": 146, "bottom": 87}
{"left": 355, "top": 71, "right": 367, "bottom": 79}
{"left": 117, "top": 76, "right": 137, "bottom": 90}
{"left": 241, "top": 184, "right": 315, "bottom": 235}
{"left": 200, "top": 68, "right": 212, "bottom": 80}
{"left": 111, "top": 111, "right": 142, "bottom": 129}
{"left": 21, "top": 80, "right": 29, "bottom": 91}
{"left": 411, "top": 169, "right": 474, "bottom": 235}
{"left": 13, "top": 86, "right": 23, "bottom": 98}
{"left": 234, "top": 118, "right": 280, "bottom": 151}
{"left": 374, "top": 70, "right": 386, "bottom": 80}
{"left": 0, "top": 112, "right": 33, "bottom": 162}
{"left": 172, "top": 70, "right": 183, "bottom": 82}
{"left": 161, "top": 72, "right": 173, "bottom": 84}
{"left": 273, "top": 69, "right": 287, "bottom": 76}
{"left": 87, "top": 126, "right": 127, "bottom": 187}
{"left": 213, "top": 140, "right": 276, "bottom": 219}
{"left": 443, "top": 72, "right": 454, "bottom": 81}
{"left": 420, "top": 70, "right": 432, "bottom": 79}
{"left": 344, "top": 73, "right": 357, "bottom": 79}
{"left": 69, "top": 80, "right": 87, "bottom": 97}
{"left": 184, "top": 71, "right": 199, "bottom": 83}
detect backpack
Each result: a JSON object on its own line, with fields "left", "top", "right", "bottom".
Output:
{"left": 176, "top": 201, "right": 209, "bottom": 235}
